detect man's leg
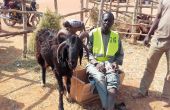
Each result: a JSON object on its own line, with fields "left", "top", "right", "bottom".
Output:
{"left": 106, "top": 73, "right": 120, "bottom": 110}
{"left": 166, "top": 49, "right": 170, "bottom": 80}
{"left": 139, "top": 46, "right": 164, "bottom": 96}
{"left": 108, "top": 88, "right": 117, "bottom": 110}
{"left": 162, "top": 49, "right": 170, "bottom": 98}
{"left": 86, "top": 64, "right": 107, "bottom": 109}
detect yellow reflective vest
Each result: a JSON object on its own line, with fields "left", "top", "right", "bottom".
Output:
{"left": 92, "top": 27, "right": 119, "bottom": 62}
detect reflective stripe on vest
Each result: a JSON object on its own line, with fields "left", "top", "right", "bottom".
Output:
{"left": 93, "top": 28, "right": 119, "bottom": 62}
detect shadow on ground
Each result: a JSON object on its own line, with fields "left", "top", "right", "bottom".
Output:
{"left": 117, "top": 85, "right": 170, "bottom": 110}
{"left": 0, "top": 95, "right": 25, "bottom": 110}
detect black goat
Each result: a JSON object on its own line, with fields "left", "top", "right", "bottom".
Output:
{"left": 35, "top": 28, "right": 89, "bottom": 110}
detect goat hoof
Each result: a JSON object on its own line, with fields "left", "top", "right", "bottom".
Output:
{"left": 65, "top": 93, "right": 73, "bottom": 103}
{"left": 66, "top": 97, "right": 73, "bottom": 103}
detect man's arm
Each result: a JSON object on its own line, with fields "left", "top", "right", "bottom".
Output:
{"left": 144, "top": 0, "right": 163, "bottom": 45}
{"left": 147, "top": 2, "right": 162, "bottom": 37}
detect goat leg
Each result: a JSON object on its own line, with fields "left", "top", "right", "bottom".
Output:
{"left": 54, "top": 71, "right": 64, "bottom": 110}
{"left": 66, "top": 77, "right": 73, "bottom": 102}
{"left": 58, "top": 91, "right": 64, "bottom": 110}
{"left": 41, "top": 66, "right": 46, "bottom": 87}
{"left": 36, "top": 54, "right": 46, "bottom": 87}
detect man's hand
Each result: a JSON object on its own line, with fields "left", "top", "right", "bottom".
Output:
{"left": 112, "top": 62, "right": 119, "bottom": 70}
{"left": 112, "top": 62, "right": 120, "bottom": 73}
{"left": 96, "top": 63, "right": 106, "bottom": 73}
{"left": 166, "top": 74, "right": 170, "bottom": 81}
{"left": 143, "top": 35, "right": 150, "bottom": 47}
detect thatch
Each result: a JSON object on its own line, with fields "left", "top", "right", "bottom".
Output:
{"left": 89, "top": 7, "right": 99, "bottom": 26}
{"left": 28, "top": 9, "right": 61, "bottom": 53}
{"left": 37, "top": 9, "right": 61, "bottom": 30}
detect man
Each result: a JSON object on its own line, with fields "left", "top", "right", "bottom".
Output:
{"left": 86, "top": 12, "right": 124, "bottom": 110}
{"left": 133, "top": 0, "right": 170, "bottom": 98}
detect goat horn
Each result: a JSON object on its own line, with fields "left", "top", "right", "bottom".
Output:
{"left": 55, "top": 29, "right": 70, "bottom": 44}
{"left": 83, "top": 44, "right": 89, "bottom": 61}
{"left": 57, "top": 29, "right": 70, "bottom": 36}
{"left": 57, "top": 41, "right": 67, "bottom": 63}
{"left": 79, "top": 31, "right": 89, "bottom": 46}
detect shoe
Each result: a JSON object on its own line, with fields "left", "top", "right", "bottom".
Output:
{"left": 132, "top": 91, "right": 148, "bottom": 99}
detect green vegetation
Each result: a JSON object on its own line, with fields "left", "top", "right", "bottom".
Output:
{"left": 28, "top": 9, "right": 61, "bottom": 53}
{"left": 37, "top": 9, "right": 61, "bottom": 30}
{"left": 89, "top": 7, "right": 99, "bottom": 26}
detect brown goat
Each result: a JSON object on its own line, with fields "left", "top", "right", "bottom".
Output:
{"left": 136, "top": 14, "right": 152, "bottom": 41}
{"left": 35, "top": 28, "right": 89, "bottom": 110}
{"left": 124, "top": 14, "right": 152, "bottom": 41}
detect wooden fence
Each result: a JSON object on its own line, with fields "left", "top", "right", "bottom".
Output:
{"left": 0, "top": 0, "right": 159, "bottom": 58}
{"left": 87, "top": 0, "right": 158, "bottom": 43}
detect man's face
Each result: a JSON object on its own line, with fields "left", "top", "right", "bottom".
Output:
{"left": 102, "top": 13, "right": 114, "bottom": 30}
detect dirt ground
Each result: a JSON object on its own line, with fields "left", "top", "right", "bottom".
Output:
{"left": 0, "top": 0, "right": 170, "bottom": 110}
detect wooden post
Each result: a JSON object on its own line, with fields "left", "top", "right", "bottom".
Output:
{"left": 97, "top": 0, "right": 105, "bottom": 27}
{"left": 131, "top": 0, "right": 138, "bottom": 44}
{"left": 23, "top": 33, "right": 27, "bottom": 57}
{"left": 22, "top": 0, "right": 27, "bottom": 58}
{"left": 151, "top": 1, "right": 153, "bottom": 21}
{"left": 106, "top": 2, "right": 109, "bottom": 10}
{"left": 125, "top": 0, "right": 129, "bottom": 19}
{"left": 139, "top": 0, "right": 142, "bottom": 14}
{"left": 80, "top": 0, "right": 84, "bottom": 21}
{"left": 54, "top": 0, "right": 58, "bottom": 13}
{"left": 109, "top": 0, "right": 113, "bottom": 11}
{"left": 85, "top": 0, "right": 89, "bottom": 17}
{"left": 0, "top": 18, "right": 1, "bottom": 30}
{"left": 116, "top": 0, "right": 120, "bottom": 18}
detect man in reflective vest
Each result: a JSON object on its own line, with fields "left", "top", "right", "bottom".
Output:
{"left": 86, "top": 12, "right": 124, "bottom": 110}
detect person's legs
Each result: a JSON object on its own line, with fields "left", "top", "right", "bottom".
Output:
{"left": 108, "top": 88, "right": 117, "bottom": 110}
{"left": 139, "top": 46, "right": 164, "bottom": 95}
{"left": 162, "top": 49, "right": 170, "bottom": 98}
{"left": 165, "top": 49, "right": 170, "bottom": 80}
{"left": 106, "top": 72, "right": 120, "bottom": 110}
{"left": 86, "top": 64, "right": 107, "bottom": 109}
